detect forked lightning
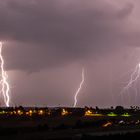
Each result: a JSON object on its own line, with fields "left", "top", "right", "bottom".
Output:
{"left": 73, "top": 68, "right": 85, "bottom": 107}
{"left": 0, "top": 42, "right": 10, "bottom": 107}
{"left": 120, "top": 63, "right": 140, "bottom": 103}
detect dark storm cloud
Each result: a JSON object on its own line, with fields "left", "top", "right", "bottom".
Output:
{"left": 0, "top": 0, "right": 135, "bottom": 72}
{"left": 117, "top": 3, "right": 133, "bottom": 19}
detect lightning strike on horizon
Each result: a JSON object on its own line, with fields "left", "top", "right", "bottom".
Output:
{"left": 0, "top": 42, "right": 10, "bottom": 107}
{"left": 73, "top": 68, "right": 85, "bottom": 107}
{"left": 120, "top": 63, "right": 140, "bottom": 104}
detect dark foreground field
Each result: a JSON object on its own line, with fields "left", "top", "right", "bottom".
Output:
{"left": 0, "top": 116, "right": 140, "bottom": 139}
{"left": 0, "top": 106, "right": 140, "bottom": 139}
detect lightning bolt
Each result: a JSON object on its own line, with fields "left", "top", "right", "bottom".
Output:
{"left": 120, "top": 63, "right": 140, "bottom": 104}
{"left": 73, "top": 68, "right": 85, "bottom": 107}
{"left": 0, "top": 42, "right": 10, "bottom": 107}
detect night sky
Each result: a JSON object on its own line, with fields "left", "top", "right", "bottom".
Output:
{"left": 0, "top": 0, "right": 140, "bottom": 107}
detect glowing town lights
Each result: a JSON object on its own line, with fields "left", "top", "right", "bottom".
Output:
{"left": 73, "top": 68, "right": 85, "bottom": 107}
{"left": 17, "top": 110, "right": 21, "bottom": 114}
{"left": 26, "top": 110, "right": 33, "bottom": 116}
{"left": 84, "top": 110, "right": 104, "bottom": 117}
{"left": 17, "top": 110, "right": 23, "bottom": 115}
{"left": 29, "top": 110, "right": 33, "bottom": 114}
{"left": 0, "top": 110, "right": 5, "bottom": 114}
{"left": 102, "top": 122, "right": 112, "bottom": 127}
{"left": 38, "top": 110, "right": 44, "bottom": 115}
{"left": 84, "top": 110, "right": 94, "bottom": 116}
{"left": 121, "top": 113, "right": 131, "bottom": 117}
{"left": 47, "top": 110, "right": 51, "bottom": 115}
{"left": 0, "top": 42, "right": 10, "bottom": 107}
{"left": 107, "top": 112, "right": 117, "bottom": 117}
{"left": 61, "top": 109, "right": 69, "bottom": 116}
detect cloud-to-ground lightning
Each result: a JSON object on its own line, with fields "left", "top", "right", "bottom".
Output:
{"left": 73, "top": 68, "right": 85, "bottom": 107}
{"left": 120, "top": 63, "right": 140, "bottom": 104}
{"left": 0, "top": 42, "right": 10, "bottom": 107}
